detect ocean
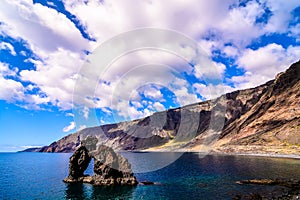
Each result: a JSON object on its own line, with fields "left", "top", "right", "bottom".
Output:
{"left": 0, "top": 152, "right": 300, "bottom": 199}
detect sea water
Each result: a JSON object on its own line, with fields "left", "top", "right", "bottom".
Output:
{"left": 1, "top": 152, "right": 300, "bottom": 199}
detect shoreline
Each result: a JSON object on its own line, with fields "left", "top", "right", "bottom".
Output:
{"left": 208, "top": 151, "right": 300, "bottom": 160}
{"left": 121, "top": 149, "right": 300, "bottom": 160}
{"left": 14, "top": 149, "right": 300, "bottom": 160}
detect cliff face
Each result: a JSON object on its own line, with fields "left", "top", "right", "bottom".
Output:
{"left": 32, "top": 61, "right": 300, "bottom": 154}
{"left": 213, "top": 61, "right": 300, "bottom": 154}
{"left": 38, "top": 132, "right": 80, "bottom": 153}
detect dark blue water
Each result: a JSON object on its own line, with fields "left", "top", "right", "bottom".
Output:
{"left": 0, "top": 152, "right": 300, "bottom": 199}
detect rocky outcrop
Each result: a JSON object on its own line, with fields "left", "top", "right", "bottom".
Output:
{"left": 236, "top": 179, "right": 300, "bottom": 187}
{"left": 235, "top": 179, "right": 300, "bottom": 199}
{"left": 27, "top": 60, "right": 300, "bottom": 154}
{"left": 91, "top": 145, "right": 137, "bottom": 185}
{"left": 64, "top": 144, "right": 138, "bottom": 186}
{"left": 64, "top": 146, "right": 91, "bottom": 182}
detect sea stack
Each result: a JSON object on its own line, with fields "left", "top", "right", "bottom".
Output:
{"left": 63, "top": 136, "right": 138, "bottom": 186}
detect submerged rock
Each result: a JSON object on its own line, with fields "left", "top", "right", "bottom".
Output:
{"left": 64, "top": 144, "right": 138, "bottom": 186}
{"left": 235, "top": 178, "right": 300, "bottom": 199}
{"left": 236, "top": 178, "right": 300, "bottom": 187}
{"left": 139, "top": 181, "right": 155, "bottom": 185}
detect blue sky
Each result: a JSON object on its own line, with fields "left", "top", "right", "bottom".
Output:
{"left": 0, "top": 0, "right": 299, "bottom": 152}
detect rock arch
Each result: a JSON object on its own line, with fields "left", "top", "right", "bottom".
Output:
{"left": 63, "top": 139, "right": 138, "bottom": 186}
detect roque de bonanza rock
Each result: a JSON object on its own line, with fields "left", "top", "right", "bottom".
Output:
{"left": 64, "top": 136, "right": 138, "bottom": 186}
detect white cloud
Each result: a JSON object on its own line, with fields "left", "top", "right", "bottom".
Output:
{"left": 0, "top": 62, "right": 18, "bottom": 77}
{"left": 62, "top": 121, "right": 76, "bottom": 132}
{"left": 263, "top": 0, "right": 300, "bottom": 34}
{"left": 289, "top": 24, "right": 300, "bottom": 41}
{"left": 223, "top": 45, "right": 239, "bottom": 57}
{"left": 193, "top": 83, "right": 235, "bottom": 100}
{"left": 65, "top": 112, "right": 74, "bottom": 117}
{"left": 20, "top": 145, "right": 42, "bottom": 149}
{"left": 173, "top": 86, "right": 199, "bottom": 106}
{"left": 217, "top": 1, "right": 265, "bottom": 47}
{"left": 62, "top": 0, "right": 234, "bottom": 41}
{"left": 0, "top": 0, "right": 299, "bottom": 123}
{"left": 117, "top": 100, "right": 153, "bottom": 119}
{"left": 0, "top": 63, "right": 52, "bottom": 109}
{"left": 232, "top": 43, "right": 300, "bottom": 89}
{"left": 131, "top": 100, "right": 143, "bottom": 109}
{"left": 0, "top": 42, "right": 17, "bottom": 55}
{"left": 0, "top": 0, "right": 91, "bottom": 53}
{"left": 78, "top": 125, "right": 87, "bottom": 131}
{"left": 82, "top": 106, "right": 89, "bottom": 119}
{"left": 0, "top": 0, "right": 92, "bottom": 110}
{"left": 153, "top": 102, "right": 165, "bottom": 111}
{"left": 143, "top": 86, "right": 163, "bottom": 100}
{"left": 0, "top": 62, "right": 24, "bottom": 102}
{"left": 20, "top": 48, "right": 84, "bottom": 110}
{"left": 0, "top": 76, "right": 24, "bottom": 102}
{"left": 194, "top": 61, "right": 226, "bottom": 80}
{"left": 238, "top": 43, "right": 285, "bottom": 72}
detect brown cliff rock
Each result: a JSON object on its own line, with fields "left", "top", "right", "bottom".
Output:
{"left": 29, "top": 60, "right": 300, "bottom": 154}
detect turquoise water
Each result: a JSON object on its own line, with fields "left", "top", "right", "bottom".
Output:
{"left": 0, "top": 152, "right": 300, "bottom": 199}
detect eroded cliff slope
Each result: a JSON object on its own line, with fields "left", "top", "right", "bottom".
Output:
{"left": 30, "top": 61, "right": 300, "bottom": 154}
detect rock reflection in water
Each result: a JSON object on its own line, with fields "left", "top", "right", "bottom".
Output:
{"left": 65, "top": 183, "right": 136, "bottom": 200}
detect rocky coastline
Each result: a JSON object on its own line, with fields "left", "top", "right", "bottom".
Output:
{"left": 234, "top": 178, "right": 300, "bottom": 199}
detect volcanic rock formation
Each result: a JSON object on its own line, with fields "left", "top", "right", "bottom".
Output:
{"left": 64, "top": 142, "right": 138, "bottom": 186}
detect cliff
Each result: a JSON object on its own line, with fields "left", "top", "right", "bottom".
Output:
{"left": 27, "top": 60, "right": 300, "bottom": 154}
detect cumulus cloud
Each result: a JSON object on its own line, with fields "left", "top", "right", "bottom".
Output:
{"left": 0, "top": 0, "right": 91, "bottom": 53}
{"left": 153, "top": 102, "right": 166, "bottom": 112}
{"left": 0, "top": 0, "right": 299, "bottom": 122}
{"left": 193, "top": 83, "right": 235, "bottom": 100}
{"left": 0, "top": 62, "right": 18, "bottom": 77}
{"left": 0, "top": 62, "right": 24, "bottom": 102}
{"left": 193, "top": 61, "right": 226, "bottom": 80}
{"left": 0, "top": 76, "right": 24, "bottom": 102}
{"left": 0, "top": 62, "right": 53, "bottom": 109}
{"left": 263, "top": 0, "right": 300, "bottom": 34}
{"left": 0, "top": 42, "right": 16, "bottom": 56}
{"left": 62, "top": 0, "right": 233, "bottom": 41}
{"left": 19, "top": 48, "right": 86, "bottom": 110}
{"left": 289, "top": 24, "right": 300, "bottom": 41}
{"left": 62, "top": 121, "right": 76, "bottom": 132}
{"left": 143, "top": 86, "right": 163, "bottom": 100}
{"left": 232, "top": 43, "right": 300, "bottom": 89}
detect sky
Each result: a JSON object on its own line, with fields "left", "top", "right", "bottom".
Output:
{"left": 0, "top": 0, "right": 299, "bottom": 152}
